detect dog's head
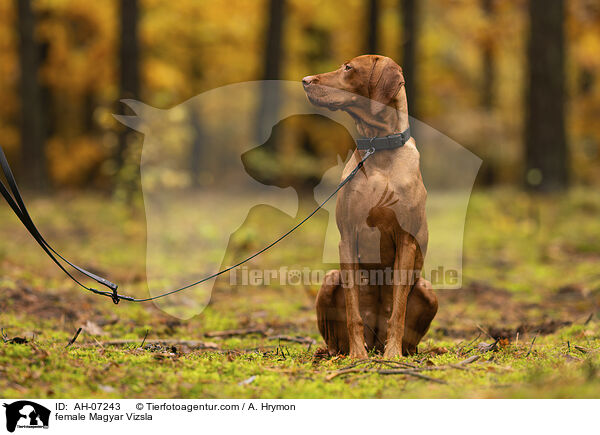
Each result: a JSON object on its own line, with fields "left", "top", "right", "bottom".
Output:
{"left": 302, "top": 55, "right": 406, "bottom": 133}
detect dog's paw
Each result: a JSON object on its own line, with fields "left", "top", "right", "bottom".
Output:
{"left": 383, "top": 343, "right": 402, "bottom": 359}
{"left": 349, "top": 345, "right": 368, "bottom": 360}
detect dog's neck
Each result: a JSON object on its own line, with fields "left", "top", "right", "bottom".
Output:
{"left": 350, "top": 87, "right": 410, "bottom": 138}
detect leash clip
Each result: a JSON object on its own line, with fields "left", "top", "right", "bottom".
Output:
{"left": 365, "top": 143, "right": 376, "bottom": 157}
{"left": 366, "top": 137, "right": 376, "bottom": 157}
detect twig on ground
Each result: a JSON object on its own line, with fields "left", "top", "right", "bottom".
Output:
{"left": 525, "top": 335, "right": 537, "bottom": 357}
{"left": 0, "top": 328, "right": 28, "bottom": 344}
{"left": 268, "top": 335, "right": 316, "bottom": 345}
{"left": 584, "top": 313, "right": 594, "bottom": 325}
{"left": 326, "top": 367, "right": 368, "bottom": 380}
{"left": 336, "top": 359, "right": 373, "bottom": 371}
{"left": 478, "top": 339, "right": 499, "bottom": 353}
{"left": 376, "top": 369, "right": 447, "bottom": 384}
{"left": 455, "top": 355, "right": 480, "bottom": 366}
{"left": 140, "top": 329, "right": 150, "bottom": 348}
{"left": 459, "top": 332, "right": 482, "bottom": 353}
{"left": 92, "top": 335, "right": 105, "bottom": 349}
{"left": 371, "top": 359, "right": 417, "bottom": 369}
{"left": 65, "top": 327, "right": 82, "bottom": 348}
{"left": 101, "top": 339, "right": 219, "bottom": 350}
{"left": 222, "top": 345, "right": 279, "bottom": 355}
{"left": 279, "top": 345, "right": 291, "bottom": 358}
{"left": 474, "top": 323, "right": 495, "bottom": 341}
{"left": 274, "top": 345, "right": 288, "bottom": 359}
{"left": 326, "top": 366, "right": 447, "bottom": 384}
{"left": 326, "top": 359, "right": 468, "bottom": 383}
{"left": 205, "top": 327, "right": 267, "bottom": 338}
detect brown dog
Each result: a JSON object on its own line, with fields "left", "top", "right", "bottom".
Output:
{"left": 302, "top": 55, "right": 438, "bottom": 358}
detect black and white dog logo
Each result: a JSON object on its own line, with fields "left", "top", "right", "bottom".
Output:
{"left": 3, "top": 401, "right": 50, "bottom": 432}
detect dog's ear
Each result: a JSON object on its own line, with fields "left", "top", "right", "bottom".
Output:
{"left": 368, "top": 57, "right": 404, "bottom": 116}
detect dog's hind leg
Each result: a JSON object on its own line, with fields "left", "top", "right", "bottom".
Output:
{"left": 402, "top": 246, "right": 438, "bottom": 355}
{"left": 402, "top": 277, "right": 438, "bottom": 355}
{"left": 316, "top": 270, "right": 349, "bottom": 355}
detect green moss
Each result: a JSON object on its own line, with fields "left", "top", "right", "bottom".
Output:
{"left": 1, "top": 189, "right": 600, "bottom": 397}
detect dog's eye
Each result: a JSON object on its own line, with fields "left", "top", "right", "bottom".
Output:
{"left": 344, "top": 64, "right": 353, "bottom": 71}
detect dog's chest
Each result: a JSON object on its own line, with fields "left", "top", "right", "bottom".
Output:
{"left": 336, "top": 147, "right": 427, "bottom": 259}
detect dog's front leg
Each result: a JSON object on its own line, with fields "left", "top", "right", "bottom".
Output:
{"left": 340, "top": 241, "right": 368, "bottom": 359}
{"left": 384, "top": 232, "right": 417, "bottom": 358}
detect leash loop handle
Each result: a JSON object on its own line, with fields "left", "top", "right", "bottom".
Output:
{"left": 0, "top": 145, "right": 118, "bottom": 297}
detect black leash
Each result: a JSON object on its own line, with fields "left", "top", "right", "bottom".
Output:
{"left": 0, "top": 128, "right": 409, "bottom": 304}
{"left": 0, "top": 146, "right": 123, "bottom": 303}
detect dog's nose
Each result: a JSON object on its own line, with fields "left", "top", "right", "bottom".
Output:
{"left": 302, "top": 75, "right": 315, "bottom": 86}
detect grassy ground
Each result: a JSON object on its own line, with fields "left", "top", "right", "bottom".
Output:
{"left": 1, "top": 188, "right": 600, "bottom": 398}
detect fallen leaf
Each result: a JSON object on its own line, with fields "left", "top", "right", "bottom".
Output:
{"left": 99, "top": 385, "right": 116, "bottom": 393}
{"left": 82, "top": 320, "right": 105, "bottom": 336}
{"left": 238, "top": 375, "right": 256, "bottom": 386}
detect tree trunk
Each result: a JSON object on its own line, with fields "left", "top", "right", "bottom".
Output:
{"left": 366, "top": 0, "right": 379, "bottom": 54}
{"left": 525, "top": 0, "right": 568, "bottom": 191}
{"left": 16, "top": 0, "right": 48, "bottom": 189}
{"left": 117, "top": 0, "right": 140, "bottom": 170}
{"left": 481, "top": 0, "right": 495, "bottom": 110}
{"left": 478, "top": 0, "right": 497, "bottom": 186}
{"left": 262, "top": 0, "right": 285, "bottom": 82}
{"left": 256, "top": 0, "right": 286, "bottom": 143}
{"left": 400, "top": 0, "right": 419, "bottom": 118}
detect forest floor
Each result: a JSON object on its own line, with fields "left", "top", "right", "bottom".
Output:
{"left": 1, "top": 188, "right": 600, "bottom": 398}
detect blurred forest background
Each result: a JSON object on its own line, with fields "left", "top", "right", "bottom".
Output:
{"left": 2, "top": 0, "right": 600, "bottom": 400}
{"left": 0, "top": 0, "right": 599, "bottom": 199}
